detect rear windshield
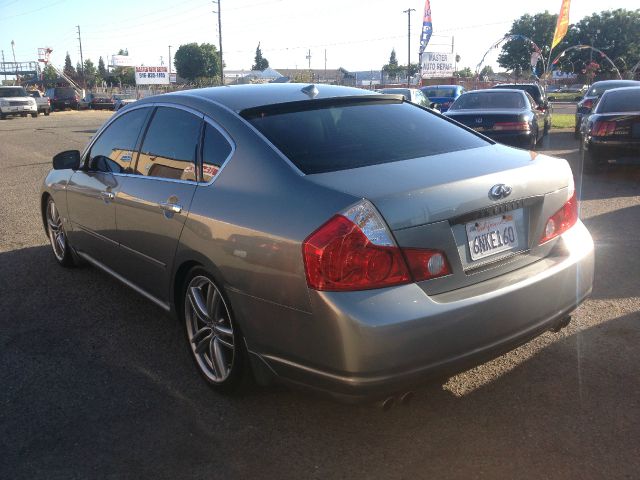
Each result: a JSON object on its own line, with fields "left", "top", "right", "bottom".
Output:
{"left": 55, "top": 87, "right": 76, "bottom": 97}
{"left": 587, "top": 82, "right": 640, "bottom": 97}
{"left": 450, "top": 92, "right": 526, "bottom": 110}
{"left": 597, "top": 89, "right": 640, "bottom": 113}
{"left": 422, "top": 87, "right": 456, "bottom": 97}
{"left": 379, "top": 89, "right": 410, "bottom": 100}
{"left": 243, "top": 99, "right": 488, "bottom": 174}
{"left": 493, "top": 84, "right": 541, "bottom": 102}
{"left": 0, "top": 87, "right": 27, "bottom": 97}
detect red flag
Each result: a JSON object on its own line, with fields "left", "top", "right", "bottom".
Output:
{"left": 551, "top": 0, "right": 571, "bottom": 50}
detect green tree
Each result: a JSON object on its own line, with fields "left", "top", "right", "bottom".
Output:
{"left": 42, "top": 64, "right": 58, "bottom": 81}
{"left": 563, "top": 9, "right": 640, "bottom": 75}
{"left": 98, "top": 56, "right": 107, "bottom": 77}
{"left": 252, "top": 42, "right": 269, "bottom": 71}
{"left": 63, "top": 52, "right": 76, "bottom": 78}
{"left": 174, "top": 43, "right": 221, "bottom": 83}
{"left": 479, "top": 65, "right": 494, "bottom": 77}
{"left": 383, "top": 49, "right": 403, "bottom": 81}
{"left": 455, "top": 67, "right": 473, "bottom": 78}
{"left": 498, "top": 11, "right": 558, "bottom": 73}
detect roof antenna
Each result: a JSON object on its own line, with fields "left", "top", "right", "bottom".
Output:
{"left": 301, "top": 84, "right": 319, "bottom": 98}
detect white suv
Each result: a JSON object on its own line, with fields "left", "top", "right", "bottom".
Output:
{"left": 0, "top": 86, "right": 38, "bottom": 119}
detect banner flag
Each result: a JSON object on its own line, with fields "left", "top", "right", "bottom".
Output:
{"left": 419, "top": 0, "right": 433, "bottom": 56}
{"left": 551, "top": 0, "right": 571, "bottom": 50}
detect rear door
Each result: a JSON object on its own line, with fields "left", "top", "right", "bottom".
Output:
{"left": 114, "top": 105, "right": 202, "bottom": 300}
{"left": 66, "top": 107, "right": 150, "bottom": 266}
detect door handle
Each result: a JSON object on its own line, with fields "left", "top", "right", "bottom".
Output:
{"left": 100, "top": 191, "right": 115, "bottom": 201}
{"left": 158, "top": 202, "right": 182, "bottom": 214}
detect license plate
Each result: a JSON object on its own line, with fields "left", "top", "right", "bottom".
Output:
{"left": 466, "top": 212, "right": 519, "bottom": 261}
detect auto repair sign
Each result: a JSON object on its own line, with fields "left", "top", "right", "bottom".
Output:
{"left": 421, "top": 52, "right": 455, "bottom": 78}
{"left": 135, "top": 66, "right": 169, "bottom": 85}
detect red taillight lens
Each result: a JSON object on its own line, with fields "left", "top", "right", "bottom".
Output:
{"left": 539, "top": 191, "right": 579, "bottom": 245}
{"left": 303, "top": 201, "right": 450, "bottom": 291}
{"left": 303, "top": 215, "right": 411, "bottom": 291}
{"left": 493, "top": 121, "right": 530, "bottom": 131}
{"left": 591, "top": 120, "right": 620, "bottom": 137}
{"left": 582, "top": 98, "right": 594, "bottom": 109}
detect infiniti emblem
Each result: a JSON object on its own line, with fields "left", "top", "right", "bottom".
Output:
{"left": 489, "top": 184, "right": 512, "bottom": 200}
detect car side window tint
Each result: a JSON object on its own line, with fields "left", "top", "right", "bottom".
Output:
{"left": 136, "top": 107, "right": 201, "bottom": 181}
{"left": 201, "top": 123, "right": 232, "bottom": 183}
{"left": 525, "top": 93, "right": 537, "bottom": 109}
{"left": 88, "top": 108, "right": 149, "bottom": 174}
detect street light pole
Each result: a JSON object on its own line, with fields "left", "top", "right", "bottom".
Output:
{"left": 168, "top": 46, "right": 172, "bottom": 76}
{"left": 403, "top": 8, "right": 415, "bottom": 85}
{"left": 212, "top": 0, "right": 224, "bottom": 85}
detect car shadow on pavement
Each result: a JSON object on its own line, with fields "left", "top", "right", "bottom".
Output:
{"left": 1, "top": 244, "right": 639, "bottom": 478}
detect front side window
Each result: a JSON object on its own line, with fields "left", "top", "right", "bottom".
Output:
{"left": 136, "top": 107, "right": 202, "bottom": 181}
{"left": 243, "top": 99, "right": 488, "bottom": 174}
{"left": 88, "top": 108, "right": 149, "bottom": 173}
{"left": 201, "top": 123, "right": 233, "bottom": 182}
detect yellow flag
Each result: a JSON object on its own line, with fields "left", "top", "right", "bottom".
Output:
{"left": 551, "top": 0, "right": 571, "bottom": 49}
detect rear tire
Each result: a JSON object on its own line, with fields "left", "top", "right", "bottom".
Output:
{"left": 31, "top": 112, "right": 37, "bottom": 118}
{"left": 44, "top": 110, "right": 50, "bottom": 116}
{"left": 581, "top": 140, "right": 603, "bottom": 174}
{"left": 181, "top": 267, "right": 250, "bottom": 394}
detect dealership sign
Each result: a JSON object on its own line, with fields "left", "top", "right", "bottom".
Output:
{"left": 421, "top": 52, "right": 455, "bottom": 78}
{"left": 135, "top": 66, "right": 169, "bottom": 85}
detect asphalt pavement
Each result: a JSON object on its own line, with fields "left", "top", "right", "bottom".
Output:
{"left": 1, "top": 111, "right": 639, "bottom": 479}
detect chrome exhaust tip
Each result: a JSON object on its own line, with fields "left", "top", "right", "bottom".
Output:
{"left": 378, "top": 396, "right": 395, "bottom": 411}
{"left": 399, "top": 391, "right": 415, "bottom": 405}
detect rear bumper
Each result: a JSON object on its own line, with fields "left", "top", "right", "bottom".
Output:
{"left": 243, "top": 221, "right": 594, "bottom": 402}
{"left": 484, "top": 131, "right": 534, "bottom": 148}
{"left": 588, "top": 138, "right": 640, "bottom": 160}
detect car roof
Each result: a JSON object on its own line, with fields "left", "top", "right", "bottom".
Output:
{"left": 600, "top": 85, "right": 640, "bottom": 95}
{"left": 421, "top": 85, "right": 459, "bottom": 88}
{"left": 463, "top": 88, "right": 525, "bottom": 95}
{"left": 591, "top": 80, "right": 640, "bottom": 86}
{"left": 150, "top": 83, "right": 375, "bottom": 113}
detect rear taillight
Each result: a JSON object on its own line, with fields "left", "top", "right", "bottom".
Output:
{"left": 47, "top": 99, "right": 50, "bottom": 105}
{"left": 591, "top": 120, "right": 616, "bottom": 137}
{"left": 582, "top": 98, "right": 594, "bottom": 110}
{"left": 303, "top": 200, "right": 450, "bottom": 291}
{"left": 493, "top": 121, "right": 530, "bottom": 131}
{"left": 539, "top": 191, "right": 579, "bottom": 245}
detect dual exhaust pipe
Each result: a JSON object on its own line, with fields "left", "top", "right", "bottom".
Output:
{"left": 378, "top": 391, "right": 415, "bottom": 411}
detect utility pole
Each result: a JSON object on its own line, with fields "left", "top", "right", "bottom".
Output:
{"left": 1, "top": 50, "right": 6, "bottom": 83}
{"left": 212, "top": 1, "right": 224, "bottom": 85}
{"left": 76, "top": 25, "right": 85, "bottom": 87}
{"left": 306, "top": 49, "right": 312, "bottom": 70}
{"left": 168, "top": 46, "right": 172, "bottom": 76}
{"left": 403, "top": 8, "right": 415, "bottom": 86}
{"left": 11, "top": 40, "right": 18, "bottom": 83}
{"left": 324, "top": 49, "right": 327, "bottom": 83}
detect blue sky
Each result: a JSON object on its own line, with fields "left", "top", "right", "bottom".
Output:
{"left": 1, "top": 0, "right": 638, "bottom": 74}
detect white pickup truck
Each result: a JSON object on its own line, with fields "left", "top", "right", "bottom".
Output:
{"left": 27, "top": 90, "right": 51, "bottom": 116}
{"left": 0, "top": 86, "right": 38, "bottom": 119}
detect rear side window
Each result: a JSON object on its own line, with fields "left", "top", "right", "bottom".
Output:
{"left": 597, "top": 89, "right": 640, "bottom": 113}
{"left": 243, "top": 100, "right": 487, "bottom": 174}
{"left": 201, "top": 123, "right": 233, "bottom": 182}
{"left": 88, "top": 108, "right": 149, "bottom": 173}
{"left": 136, "top": 107, "right": 202, "bottom": 181}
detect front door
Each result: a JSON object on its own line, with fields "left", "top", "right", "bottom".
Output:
{"left": 65, "top": 107, "right": 150, "bottom": 267}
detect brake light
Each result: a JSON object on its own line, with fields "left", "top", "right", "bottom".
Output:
{"left": 591, "top": 120, "right": 616, "bottom": 137}
{"left": 303, "top": 200, "right": 450, "bottom": 291}
{"left": 582, "top": 98, "right": 594, "bottom": 110}
{"left": 493, "top": 121, "right": 530, "bottom": 131}
{"left": 539, "top": 191, "right": 579, "bottom": 244}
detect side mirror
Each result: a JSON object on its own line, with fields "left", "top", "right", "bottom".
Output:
{"left": 52, "top": 150, "right": 81, "bottom": 170}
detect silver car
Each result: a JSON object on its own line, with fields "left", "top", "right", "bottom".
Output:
{"left": 41, "top": 84, "right": 594, "bottom": 403}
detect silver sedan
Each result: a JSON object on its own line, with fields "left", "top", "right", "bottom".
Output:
{"left": 41, "top": 84, "right": 594, "bottom": 403}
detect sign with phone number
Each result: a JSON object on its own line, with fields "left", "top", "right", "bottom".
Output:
{"left": 135, "top": 66, "right": 170, "bottom": 85}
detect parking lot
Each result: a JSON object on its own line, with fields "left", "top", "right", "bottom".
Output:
{"left": 1, "top": 110, "right": 639, "bottom": 479}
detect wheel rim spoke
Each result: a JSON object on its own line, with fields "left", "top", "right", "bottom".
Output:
{"left": 211, "top": 338, "right": 228, "bottom": 378}
{"left": 213, "top": 323, "right": 233, "bottom": 339}
{"left": 194, "top": 332, "right": 213, "bottom": 354}
{"left": 188, "top": 286, "right": 211, "bottom": 323}
{"left": 191, "top": 326, "right": 211, "bottom": 345}
{"left": 55, "top": 233, "right": 65, "bottom": 252}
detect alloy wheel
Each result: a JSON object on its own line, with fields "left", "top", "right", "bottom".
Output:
{"left": 46, "top": 199, "right": 66, "bottom": 262}
{"left": 184, "top": 275, "right": 236, "bottom": 383}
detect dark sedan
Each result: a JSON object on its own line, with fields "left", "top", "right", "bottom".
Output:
{"left": 492, "top": 83, "right": 551, "bottom": 134}
{"left": 445, "top": 89, "right": 545, "bottom": 150}
{"left": 580, "top": 86, "right": 640, "bottom": 173}
{"left": 575, "top": 80, "right": 640, "bottom": 137}
{"left": 80, "top": 93, "right": 116, "bottom": 110}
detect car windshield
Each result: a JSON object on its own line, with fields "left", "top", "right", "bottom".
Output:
{"left": 587, "top": 82, "right": 640, "bottom": 97}
{"left": 597, "top": 89, "right": 640, "bottom": 113}
{"left": 450, "top": 92, "right": 526, "bottom": 110}
{"left": 422, "top": 87, "right": 456, "bottom": 97}
{"left": 0, "top": 87, "right": 27, "bottom": 97}
{"left": 243, "top": 99, "right": 488, "bottom": 174}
